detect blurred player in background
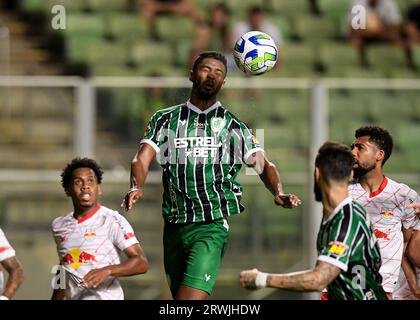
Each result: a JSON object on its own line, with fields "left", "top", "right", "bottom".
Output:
{"left": 122, "top": 51, "right": 301, "bottom": 300}
{"left": 349, "top": 126, "right": 420, "bottom": 299}
{"left": 0, "top": 228, "right": 24, "bottom": 300}
{"left": 240, "top": 142, "right": 387, "bottom": 300}
{"left": 51, "top": 158, "right": 148, "bottom": 300}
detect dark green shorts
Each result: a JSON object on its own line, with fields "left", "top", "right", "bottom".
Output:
{"left": 163, "top": 218, "right": 229, "bottom": 297}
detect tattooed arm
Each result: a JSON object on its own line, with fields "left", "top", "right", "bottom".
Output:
{"left": 240, "top": 261, "right": 341, "bottom": 292}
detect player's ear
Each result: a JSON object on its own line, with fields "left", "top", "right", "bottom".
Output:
{"left": 98, "top": 185, "right": 102, "bottom": 196}
{"left": 189, "top": 69, "right": 194, "bottom": 82}
{"left": 64, "top": 188, "right": 71, "bottom": 197}
{"left": 314, "top": 167, "right": 320, "bottom": 182}
{"left": 349, "top": 170, "right": 354, "bottom": 182}
{"left": 376, "top": 149, "right": 384, "bottom": 162}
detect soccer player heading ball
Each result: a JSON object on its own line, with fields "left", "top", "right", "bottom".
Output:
{"left": 122, "top": 51, "right": 301, "bottom": 300}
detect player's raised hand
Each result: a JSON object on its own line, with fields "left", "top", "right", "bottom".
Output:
{"left": 121, "top": 188, "right": 144, "bottom": 212}
{"left": 406, "top": 203, "right": 420, "bottom": 218}
{"left": 274, "top": 193, "right": 302, "bottom": 208}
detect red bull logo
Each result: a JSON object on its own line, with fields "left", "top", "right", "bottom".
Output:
{"left": 374, "top": 229, "right": 390, "bottom": 240}
{"left": 380, "top": 212, "right": 395, "bottom": 218}
{"left": 84, "top": 232, "right": 96, "bottom": 240}
{"left": 62, "top": 248, "right": 97, "bottom": 269}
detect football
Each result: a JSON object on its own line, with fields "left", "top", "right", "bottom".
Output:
{"left": 233, "top": 31, "right": 278, "bottom": 75}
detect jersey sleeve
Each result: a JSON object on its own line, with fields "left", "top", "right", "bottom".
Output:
{"left": 109, "top": 212, "right": 139, "bottom": 251}
{"left": 317, "top": 216, "right": 358, "bottom": 272}
{"left": 0, "top": 229, "right": 15, "bottom": 262}
{"left": 401, "top": 187, "right": 420, "bottom": 230}
{"left": 140, "top": 112, "right": 165, "bottom": 153}
{"left": 239, "top": 121, "right": 265, "bottom": 164}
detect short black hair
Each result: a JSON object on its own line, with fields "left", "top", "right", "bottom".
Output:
{"left": 315, "top": 142, "right": 355, "bottom": 182}
{"left": 191, "top": 51, "right": 227, "bottom": 74}
{"left": 61, "top": 157, "right": 103, "bottom": 189}
{"left": 212, "top": 2, "right": 230, "bottom": 15}
{"left": 355, "top": 126, "right": 393, "bottom": 165}
{"left": 249, "top": 5, "right": 264, "bottom": 16}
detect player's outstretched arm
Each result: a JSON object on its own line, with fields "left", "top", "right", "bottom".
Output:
{"left": 1, "top": 256, "right": 24, "bottom": 299}
{"left": 402, "top": 228, "right": 420, "bottom": 298}
{"left": 82, "top": 244, "right": 148, "bottom": 289}
{"left": 239, "top": 261, "right": 340, "bottom": 292}
{"left": 122, "top": 143, "right": 156, "bottom": 212}
{"left": 407, "top": 229, "right": 420, "bottom": 267}
{"left": 247, "top": 152, "right": 301, "bottom": 208}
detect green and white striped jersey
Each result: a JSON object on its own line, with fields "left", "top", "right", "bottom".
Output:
{"left": 141, "top": 100, "right": 264, "bottom": 223}
{"left": 317, "top": 197, "right": 388, "bottom": 300}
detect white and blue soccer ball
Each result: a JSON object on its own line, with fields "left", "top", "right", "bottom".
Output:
{"left": 233, "top": 31, "right": 278, "bottom": 76}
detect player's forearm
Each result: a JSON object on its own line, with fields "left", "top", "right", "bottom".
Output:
{"left": 266, "top": 269, "right": 327, "bottom": 292}
{"left": 402, "top": 255, "right": 420, "bottom": 294}
{"left": 259, "top": 161, "right": 283, "bottom": 197}
{"left": 407, "top": 230, "right": 420, "bottom": 267}
{"left": 51, "top": 289, "right": 65, "bottom": 300}
{"left": 107, "top": 255, "right": 148, "bottom": 277}
{"left": 130, "top": 157, "right": 149, "bottom": 189}
{"left": 3, "top": 267, "right": 24, "bottom": 299}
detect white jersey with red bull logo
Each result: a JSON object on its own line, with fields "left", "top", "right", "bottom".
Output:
{"left": 51, "top": 204, "right": 139, "bottom": 300}
{"left": 0, "top": 228, "right": 16, "bottom": 294}
{"left": 392, "top": 220, "right": 420, "bottom": 300}
{"left": 349, "top": 176, "right": 420, "bottom": 293}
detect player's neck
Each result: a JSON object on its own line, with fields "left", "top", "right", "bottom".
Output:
{"left": 358, "top": 169, "right": 385, "bottom": 195}
{"left": 322, "top": 185, "right": 349, "bottom": 217}
{"left": 73, "top": 202, "right": 99, "bottom": 220}
{"left": 189, "top": 95, "right": 217, "bottom": 111}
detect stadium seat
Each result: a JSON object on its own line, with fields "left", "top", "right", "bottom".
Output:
{"left": 87, "top": 0, "right": 129, "bottom": 12}
{"left": 320, "top": 43, "right": 359, "bottom": 76}
{"left": 229, "top": 0, "right": 264, "bottom": 16}
{"left": 271, "top": 0, "right": 310, "bottom": 14}
{"left": 412, "top": 46, "right": 420, "bottom": 69}
{"left": 66, "top": 13, "right": 106, "bottom": 37}
{"left": 131, "top": 42, "right": 174, "bottom": 68}
{"left": 318, "top": 0, "right": 351, "bottom": 18}
{"left": 84, "top": 41, "right": 129, "bottom": 65}
{"left": 155, "top": 16, "right": 196, "bottom": 43}
{"left": 295, "top": 14, "right": 338, "bottom": 42}
{"left": 278, "top": 44, "right": 317, "bottom": 76}
{"left": 108, "top": 14, "right": 149, "bottom": 40}
{"left": 267, "top": 14, "right": 293, "bottom": 41}
{"left": 66, "top": 35, "right": 104, "bottom": 63}
{"left": 48, "top": 0, "right": 88, "bottom": 12}
{"left": 21, "top": 0, "right": 48, "bottom": 14}
{"left": 367, "top": 45, "right": 407, "bottom": 72}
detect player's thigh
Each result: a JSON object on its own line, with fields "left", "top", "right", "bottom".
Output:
{"left": 182, "top": 219, "right": 229, "bottom": 294}
{"left": 163, "top": 221, "right": 187, "bottom": 296}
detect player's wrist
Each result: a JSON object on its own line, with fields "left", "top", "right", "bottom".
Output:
{"left": 128, "top": 186, "right": 142, "bottom": 193}
{"left": 255, "top": 272, "right": 268, "bottom": 289}
{"left": 0, "top": 295, "right": 9, "bottom": 300}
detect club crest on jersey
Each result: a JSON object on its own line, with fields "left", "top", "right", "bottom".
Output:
{"left": 328, "top": 241, "right": 349, "bottom": 256}
{"left": 210, "top": 117, "right": 226, "bottom": 133}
